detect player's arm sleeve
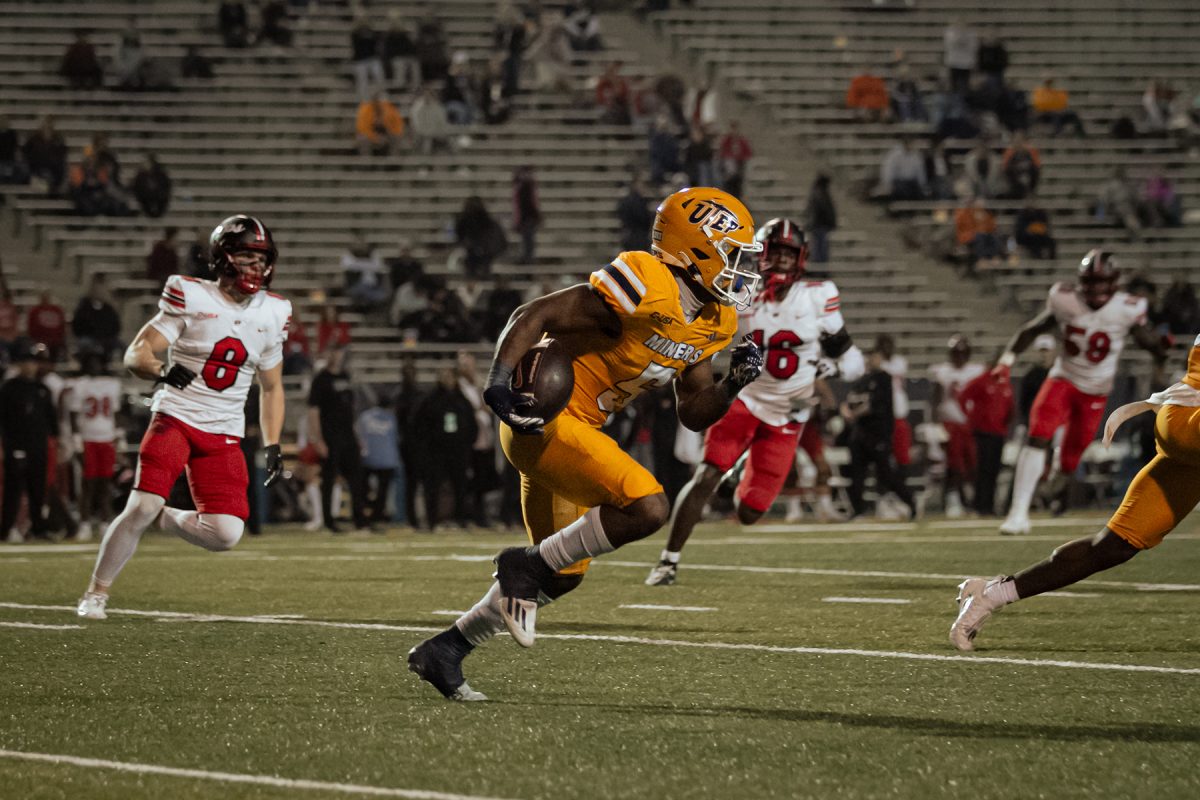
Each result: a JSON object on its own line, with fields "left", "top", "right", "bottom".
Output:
{"left": 149, "top": 275, "right": 189, "bottom": 344}
{"left": 817, "top": 282, "right": 852, "bottom": 357}
{"left": 258, "top": 300, "right": 292, "bottom": 372}
{"left": 589, "top": 255, "right": 647, "bottom": 318}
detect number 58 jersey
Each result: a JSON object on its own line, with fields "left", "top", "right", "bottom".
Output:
{"left": 149, "top": 275, "right": 291, "bottom": 437}
{"left": 1046, "top": 282, "right": 1147, "bottom": 396}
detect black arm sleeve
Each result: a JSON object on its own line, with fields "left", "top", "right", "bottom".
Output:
{"left": 820, "top": 327, "right": 853, "bottom": 358}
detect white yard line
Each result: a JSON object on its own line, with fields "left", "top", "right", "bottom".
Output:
{"left": 619, "top": 604, "right": 717, "bottom": 612}
{"left": 821, "top": 597, "right": 912, "bottom": 605}
{"left": 0, "top": 749, "right": 518, "bottom": 800}
{"left": 430, "top": 610, "right": 469, "bottom": 617}
{"left": 2, "top": 602, "right": 1196, "bottom": 676}
{"left": 0, "top": 621, "right": 83, "bottom": 630}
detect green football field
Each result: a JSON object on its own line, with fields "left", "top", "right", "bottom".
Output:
{"left": 2, "top": 512, "right": 1199, "bottom": 800}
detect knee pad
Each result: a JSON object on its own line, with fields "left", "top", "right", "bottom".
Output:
{"left": 128, "top": 490, "right": 166, "bottom": 526}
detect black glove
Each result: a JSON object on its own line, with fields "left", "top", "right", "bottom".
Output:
{"left": 722, "top": 334, "right": 764, "bottom": 398}
{"left": 157, "top": 363, "right": 197, "bottom": 390}
{"left": 263, "top": 444, "right": 284, "bottom": 487}
{"left": 483, "top": 362, "right": 545, "bottom": 435}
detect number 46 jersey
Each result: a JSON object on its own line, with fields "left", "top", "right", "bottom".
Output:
{"left": 1046, "top": 281, "right": 1147, "bottom": 396}
{"left": 737, "top": 280, "right": 844, "bottom": 426}
{"left": 149, "top": 274, "right": 291, "bottom": 437}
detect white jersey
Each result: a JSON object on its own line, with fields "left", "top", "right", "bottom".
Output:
{"left": 736, "top": 280, "right": 845, "bottom": 426}
{"left": 69, "top": 375, "right": 123, "bottom": 442}
{"left": 881, "top": 354, "right": 909, "bottom": 419}
{"left": 149, "top": 275, "right": 291, "bottom": 437}
{"left": 929, "top": 361, "right": 985, "bottom": 424}
{"left": 1045, "top": 282, "right": 1147, "bottom": 396}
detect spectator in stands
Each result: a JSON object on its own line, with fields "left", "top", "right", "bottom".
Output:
{"left": 484, "top": 274, "right": 523, "bottom": 341}
{"left": 803, "top": 173, "right": 837, "bottom": 264}
{"left": 959, "top": 362, "right": 1014, "bottom": 516}
{"left": 617, "top": 177, "right": 654, "bottom": 251}
{"left": 71, "top": 274, "right": 122, "bottom": 361}
{"left": 647, "top": 115, "right": 682, "bottom": 186}
{"left": 565, "top": 2, "right": 603, "bottom": 51}
{"left": 845, "top": 68, "right": 890, "bottom": 123}
{"left": 654, "top": 72, "right": 688, "bottom": 134}
{"left": 26, "top": 292, "right": 66, "bottom": 362}
{"left": 414, "top": 6, "right": 450, "bottom": 84}
{"left": 282, "top": 308, "right": 312, "bottom": 375}
{"left": 960, "top": 141, "right": 1001, "bottom": 199}
{"left": 527, "top": 10, "right": 572, "bottom": 93}
{"left": 341, "top": 233, "right": 389, "bottom": 312}
{"left": 1141, "top": 169, "right": 1183, "bottom": 228}
{"left": 113, "top": 29, "right": 148, "bottom": 91}
{"left": 890, "top": 65, "right": 926, "bottom": 123}
{"left": 415, "top": 366, "right": 476, "bottom": 530}
{"left": 357, "top": 391, "right": 400, "bottom": 528}
{"left": 0, "top": 278, "right": 17, "bottom": 365}
{"left": 942, "top": 20, "right": 977, "bottom": 96}
{"left": 308, "top": 345, "right": 368, "bottom": 532}
{"left": 409, "top": 85, "right": 453, "bottom": 154}
{"left": 355, "top": 92, "right": 406, "bottom": 156}
{"left": 386, "top": 238, "right": 425, "bottom": 319}
{"left": 145, "top": 227, "right": 180, "bottom": 286}
{"left": 493, "top": 2, "right": 527, "bottom": 98}
{"left": 924, "top": 140, "right": 954, "bottom": 200}
{"left": 257, "top": 0, "right": 292, "bottom": 48}
{"left": 1032, "top": 77, "right": 1085, "bottom": 138}
{"left": 1142, "top": 80, "right": 1174, "bottom": 135}
{"left": 0, "top": 118, "right": 28, "bottom": 185}
{"left": 183, "top": 227, "right": 209, "bottom": 277}
{"left": 976, "top": 30, "right": 1008, "bottom": 88}
{"left": 60, "top": 30, "right": 104, "bottom": 90}
{"left": 1160, "top": 279, "right": 1200, "bottom": 336}
{"left": 131, "top": 154, "right": 172, "bottom": 218}
{"left": 218, "top": 1, "right": 251, "bottom": 48}
{"left": 317, "top": 303, "right": 351, "bottom": 356}
{"left": 416, "top": 283, "right": 478, "bottom": 343}
{"left": 479, "top": 56, "right": 514, "bottom": 125}
{"left": 1001, "top": 132, "right": 1041, "bottom": 199}
{"left": 719, "top": 121, "right": 753, "bottom": 198}
{"left": 955, "top": 197, "right": 1002, "bottom": 271}
{"left": 0, "top": 342, "right": 56, "bottom": 542}
{"left": 842, "top": 346, "right": 916, "bottom": 520}
{"left": 456, "top": 350, "right": 495, "bottom": 527}
{"left": 22, "top": 117, "right": 67, "bottom": 195}
{"left": 879, "top": 138, "right": 927, "bottom": 201}
{"left": 1014, "top": 198, "right": 1056, "bottom": 260}
{"left": 455, "top": 195, "right": 508, "bottom": 279}
{"left": 684, "top": 66, "right": 720, "bottom": 132}
{"left": 69, "top": 149, "right": 131, "bottom": 217}
{"left": 88, "top": 132, "right": 123, "bottom": 185}
{"left": 512, "top": 165, "right": 541, "bottom": 265}
{"left": 1093, "top": 167, "right": 1143, "bottom": 237}
{"left": 596, "top": 61, "right": 631, "bottom": 125}
{"left": 383, "top": 11, "right": 419, "bottom": 91}
{"left": 683, "top": 125, "right": 716, "bottom": 188}
{"left": 181, "top": 45, "right": 215, "bottom": 79}
{"left": 441, "top": 53, "right": 479, "bottom": 125}
{"left": 350, "top": 15, "right": 384, "bottom": 102}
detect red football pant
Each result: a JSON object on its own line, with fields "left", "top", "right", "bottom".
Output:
{"left": 892, "top": 418, "right": 912, "bottom": 466}
{"left": 82, "top": 441, "right": 117, "bottom": 479}
{"left": 943, "top": 421, "right": 976, "bottom": 475}
{"left": 703, "top": 398, "right": 803, "bottom": 513}
{"left": 1028, "top": 377, "right": 1108, "bottom": 474}
{"left": 134, "top": 413, "right": 249, "bottom": 519}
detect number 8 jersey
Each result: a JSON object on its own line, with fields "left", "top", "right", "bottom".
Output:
{"left": 149, "top": 274, "right": 292, "bottom": 437}
{"left": 1045, "top": 281, "right": 1147, "bottom": 396}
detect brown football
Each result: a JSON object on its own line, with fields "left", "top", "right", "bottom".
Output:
{"left": 510, "top": 338, "right": 575, "bottom": 422}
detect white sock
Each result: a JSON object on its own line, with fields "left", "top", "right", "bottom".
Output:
{"left": 1007, "top": 447, "right": 1047, "bottom": 522}
{"left": 331, "top": 483, "right": 343, "bottom": 519}
{"left": 159, "top": 509, "right": 244, "bottom": 552}
{"left": 455, "top": 581, "right": 504, "bottom": 646}
{"left": 785, "top": 497, "right": 803, "bottom": 518}
{"left": 90, "top": 490, "right": 165, "bottom": 590}
{"left": 660, "top": 549, "right": 680, "bottom": 564}
{"left": 537, "top": 506, "right": 614, "bottom": 572}
{"left": 305, "top": 484, "right": 322, "bottom": 524}
{"left": 817, "top": 494, "right": 836, "bottom": 514}
{"left": 985, "top": 577, "right": 1020, "bottom": 606}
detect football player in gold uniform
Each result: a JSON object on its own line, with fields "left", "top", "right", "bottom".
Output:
{"left": 409, "top": 187, "right": 766, "bottom": 700}
{"left": 951, "top": 333, "right": 1200, "bottom": 651}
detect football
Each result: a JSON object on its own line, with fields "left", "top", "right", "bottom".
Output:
{"left": 511, "top": 338, "right": 575, "bottom": 422}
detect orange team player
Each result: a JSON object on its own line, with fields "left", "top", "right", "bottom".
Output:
{"left": 408, "top": 187, "right": 767, "bottom": 700}
{"left": 951, "top": 333, "right": 1200, "bottom": 651}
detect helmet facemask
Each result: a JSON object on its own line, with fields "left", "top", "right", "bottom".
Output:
{"left": 707, "top": 229, "right": 763, "bottom": 310}
{"left": 223, "top": 249, "right": 273, "bottom": 295}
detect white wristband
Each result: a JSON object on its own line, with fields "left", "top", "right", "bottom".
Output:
{"left": 998, "top": 351, "right": 1016, "bottom": 368}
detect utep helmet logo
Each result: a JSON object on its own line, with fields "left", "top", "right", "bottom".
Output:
{"left": 683, "top": 198, "right": 743, "bottom": 233}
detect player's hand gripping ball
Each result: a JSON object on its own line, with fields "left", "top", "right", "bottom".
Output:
{"left": 487, "top": 338, "right": 575, "bottom": 435}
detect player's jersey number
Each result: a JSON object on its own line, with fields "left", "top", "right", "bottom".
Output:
{"left": 83, "top": 396, "right": 113, "bottom": 418}
{"left": 597, "top": 362, "right": 677, "bottom": 413}
{"left": 749, "top": 329, "right": 804, "bottom": 379}
{"left": 202, "top": 337, "right": 249, "bottom": 391}
{"left": 1063, "top": 325, "right": 1111, "bottom": 364}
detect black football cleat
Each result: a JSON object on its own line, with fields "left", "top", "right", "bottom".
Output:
{"left": 407, "top": 632, "right": 487, "bottom": 702}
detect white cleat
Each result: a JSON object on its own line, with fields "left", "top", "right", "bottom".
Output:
{"left": 644, "top": 561, "right": 677, "bottom": 586}
{"left": 949, "top": 576, "right": 1003, "bottom": 651}
{"left": 6, "top": 528, "right": 24, "bottom": 544}
{"left": 999, "top": 516, "right": 1031, "bottom": 536}
{"left": 499, "top": 596, "right": 537, "bottom": 648}
{"left": 75, "top": 522, "right": 94, "bottom": 543}
{"left": 76, "top": 592, "right": 108, "bottom": 620}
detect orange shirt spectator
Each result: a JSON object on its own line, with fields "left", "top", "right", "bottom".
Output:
{"left": 846, "top": 73, "right": 889, "bottom": 111}
{"left": 955, "top": 204, "right": 997, "bottom": 246}
{"left": 356, "top": 96, "right": 405, "bottom": 144}
{"left": 1032, "top": 83, "right": 1069, "bottom": 113}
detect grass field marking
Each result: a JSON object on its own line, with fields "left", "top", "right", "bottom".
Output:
{"left": 4, "top": 602, "right": 1197, "bottom": 676}
{"left": 821, "top": 597, "right": 912, "bottom": 605}
{"left": 0, "top": 749, "right": 521, "bottom": 800}
{"left": 1044, "top": 591, "right": 1103, "bottom": 598}
{"left": 431, "top": 610, "right": 470, "bottom": 617}
{"left": 618, "top": 604, "right": 718, "bottom": 612}
{"left": 0, "top": 621, "right": 84, "bottom": 630}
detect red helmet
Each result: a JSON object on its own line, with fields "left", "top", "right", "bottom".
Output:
{"left": 755, "top": 217, "right": 809, "bottom": 276}
{"left": 1078, "top": 248, "right": 1118, "bottom": 310}
{"left": 210, "top": 214, "right": 278, "bottom": 294}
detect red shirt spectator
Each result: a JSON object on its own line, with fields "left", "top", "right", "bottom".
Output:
{"left": 146, "top": 227, "right": 180, "bottom": 286}
{"left": 317, "top": 305, "right": 351, "bottom": 354}
{"left": 846, "top": 72, "right": 889, "bottom": 111}
{"left": 594, "top": 62, "right": 629, "bottom": 109}
{"left": 958, "top": 371, "right": 1014, "bottom": 436}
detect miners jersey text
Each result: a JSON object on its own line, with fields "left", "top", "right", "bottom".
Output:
{"left": 1046, "top": 283, "right": 1147, "bottom": 396}
{"left": 149, "top": 275, "right": 291, "bottom": 437}
{"left": 69, "top": 376, "right": 123, "bottom": 441}
{"left": 571, "top": 251, "right": 737, "bottom": 427}
{"left": 736, "top": 280, "right": 844, "bottom": 427}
